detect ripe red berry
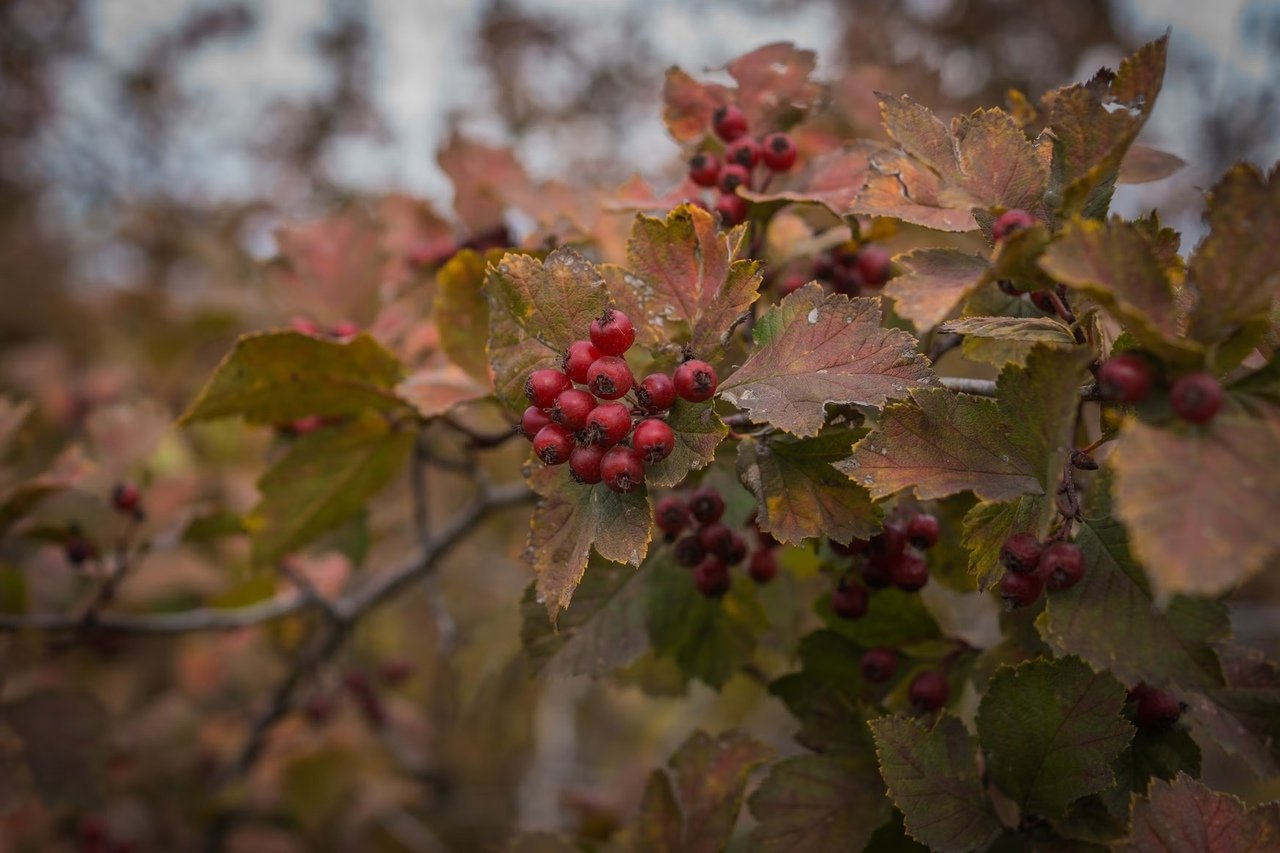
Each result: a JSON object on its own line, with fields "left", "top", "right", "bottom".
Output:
{"left": 718, "top": 163, "right": 751, "bottom": 193}
{"left": 584, "top": 402, "right": 633, "bottom": 447}
{"left": 1129, "top": 683, "right": 1182, "bottom": 730}
{"left": 111, "top": 483, "right": 141, "bottom": 514}
{"left": 1030, "top": 290, "right": 1057, "bottom": 313}
{"left": 674, "top": 359, "right": 718, "bottom": 402}
{"left": 714, "top": 192, "right": 749, "bottom": 226}
{"left": 725, "top": 136, "right": 761, "bottom": 169}
{"left": 694, "top": 556, "right": 731, "bottom": 598}
{"left": 1000, "top": 569, "right": 1044, "bottom": 609}
{"left": 587, "top": 356, "right": 634, "bottom": 400}
{"left": 1170, "top": 372, "right": 1223, "bottom": 424}
{"left": 860, "top": 647, "right": 898, "bottom": 683}
{"left": 520, "top": 405, "right": 552, "bottom": 440}
{"left": 689, "top": 151, "right": 721, "bottom": 187}
{"left": 589, "top": 309, "right": 636, "bottom": 356}
{"left": 906, "top": 513, "right": 940, "bottom": 549}
{"left": 633, "top": 418, "right": 676, "bottom": 465}
{"left": 832, "top": 581, "right": 868, "bottom": 619}
{"left": 674, "top": 535, "right": 706, "bottom": 567}
{"left": 1039, "top": 541, "right": 1085, "bottom": 591}
{"left": 748, "top": 549, "right": 778, "bottom": 583}
{"left": 65, "top": 532, "right": 95, "bottom": 566}
{"left": 909, "top": 671, "right": 950, "bottom": 712}
{"left": 779, "top": 273, "right": 808, "bottom": 296}
{"left": 698, "top": 521, "right": 733, "bottom": 554}
{"left": 867, "top": 523, "right": 907, "bottom": 572}
{"left": 1097, "top": 354, "right": 1155, "bottom": 404}
{"left": 562, "top": 340, "right": 601, "bottom": 384}
{"left": 761, "top": 132, "right": 797, "bottom": 171}
{"left": 569, "top": 444, "right": 606, "bottom": 484}
{"left": 655, "top": 496, "right": 689, "bottom": 535}
{"left": 992, "top": 208, "right": 1036, "bottom": 241}
{"left": 891, "top": 550, "right": 930, "bottom": 592}
{"left": 525, "top": 369, "right": 571, "bottom": 409}
{"left": 720, "top": 531, "right": 749, "bottom": 565}
{"left": 533, "top": 423, "right": 575, "bottom": 466}
{"left": 550, "top": 388, "right": 596, "bottom": 431}
{"left": 712, "top": 104, "right": 749, "bottom": 141}
{"left": 689, "top": 486, "right": 725, "bottom": 524}
{"left": 1000, "top": 532, "right": 1043, "bottom": 573}
{"left": 861, "top": 560, "right": 893, "bottom": 589}
{"left": 636, "top": 373, "right": 677, "bottom": 413}
{"left": 601, "top": 445, "right": 645, "bottom": 493}
{"left": 856, "top": 246, "right": 892, "bottom": 288}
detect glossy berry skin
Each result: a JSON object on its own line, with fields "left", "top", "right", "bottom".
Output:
{"left": 587, "top": 356, "right": 634, "bottom": 400}
{"left": 725, "top": 136, "right": 761, "bottom": 168}
{"left": 637, "top": 373, "right": 677, "bottom": 413}
{"left": 712, "top": 104, "right": 749, "bottom": 141}
{"left": 909, "top": 671, "right": 950, "bottom": 712}
{"left": 761, "top": 132, "right": 797, "bottom": 171}
{"left": 694, "top": 556, "right": 731, "bottom": 598}
{"left": 906, "top": 513, "right": 940, "bottom": 549}
{"left": 562, "top": 340, "right": 600, "bottom": 384}
{"left": 520, "top": 406, "right": 552, "bottom": 440}
{"left": 1130, "top": 683, "right": 1182, "bottom": 730}
{"left": 601, "top": 445, "right": 645, "bottom": 494}
{"left": 689, "top": 486, "right": 726, "bottom": 524}
{"left": 533, "top": 424, "right": 575, "bottom": 466}
{"left": 1039, "top": 541, "right": 1085, "bottom": 591}
{"left": 674, "top": 359, "right": 718, "bottom": 402}
{"left": 589, "top": 310, "right": 636, "bottom": 356}
{"left": 525, "top": 369, "right": 571, "bottom": 409}
{"left": 698, "top": 521, "right": 733, "bottom": 555}
{"left": 655, "top": 496, "right": 689, "bottom": 535}
{"left": 569, "top": 444, "right": 605, "bottom": 484}
{"left": 1170, "top": 372, "right": 1223, "bottom": 424}
{"left": 633, "top": 418, "right": 676, "bottom": 464}
{"left": 585, "top": 402, "right": 633, "bottom": 447}
{"left": 689, "top": 151, "right": 721, "bottom": 187}
{"left": 832, "top": 581, "right": 869, "bottom": 619}
{"left": 860, "top": 647, "right": 898, "bottom": 684}
{"left": 1000, "top": 532, "right": 1044, "bottom": 573}
{"left": 112, "top": 483, "right": 141, "bottom": 513}
{"left": 721, "top": 531, "right": 749, "bottom": 566}
{"left": 855, "top": 246, "right": 892, "bottom": 288}
{"left": 992, "top": 208, "right": 1036, "bottom": 241}
{"left": 1000, "top": 569, "right": 1044, "bottom": 609}
{"left": 869, "top": 522, "right": 908, "bottom": 560}
{"left": 1097, "top": 354, "right": 1155, "bottom": 404}
{"left": 674, "top": 535, "right": 706, "bottom": 567}
{"left": 717, "top": 163, "right": 751, "bottom": 193}
{"left": 550, "top": 388, "right": 596, "bottom": 431}
{"left": 748, "top": 549, "right": 778, "bottom": 583}
{"left": 891, "top": 550, "right": 930, "bottom": 592}
{"left": 714, "top": 192, "right": 749, "bottom": 226}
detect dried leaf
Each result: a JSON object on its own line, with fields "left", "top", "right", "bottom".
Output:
{"left": 886, "top": 248, "right": 992, "bottom": 332}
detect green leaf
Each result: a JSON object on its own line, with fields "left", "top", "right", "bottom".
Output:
{"left": 962, "top": 495, "right": 1050, "bottom": 590}
{"left": 246, "top": 413, "right": 414, "bottom": 567}
{"left": 1099, "top": 725, "right": 1201, "bottom": 823}
{"left": 818, "top": 588, "right": 942, "bottom": 649}
{"left": 719, "top": 285, "right": 937, "bottom": 437}
{"left": 1118, "top": 774, "right": 1280, "bottom": 853}
{"left": 886, "top": 249, "right": 991, "bottom": 332}
{"left": 0, "top": 689, "right": 109, "bottom": 808}
{"left": 180, "top": 332, "right": 406, "bottom": 425}
{"left": 434, "top": 248, "right": 494, "bottom": 382}
{"left": 870, "top": 714, "right": 1002, "bottom": 853}
{"left": 736, "top": 429, "right": 879, "bottom": 545}
{"left": 644, "top": 399, "right": 727, "bottom": 489}
{"left": 976, "top": 656, "right": 1133, "bottom": 819}
{"left": 769, "top": 630, "right": 879, "bottom": 754}
{"left": 749, "top": 752, "right": 891, "bottom": 853}
{"left": 864, "top": 811, "right": 931, "bottom": 853}
{"left": 939, "top": 316, "right": 1077, "bottom": 347}
{"left": 281, "top": 749, "right": 355, "bottom": 834}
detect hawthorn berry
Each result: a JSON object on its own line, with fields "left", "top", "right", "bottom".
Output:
{"left": 562, "top": 340, "right": 601, "bottom": 384}
{"left": 779, "top": 272, "right": 808, "bottom": 296}
{"left": 855, "top": 246, "right": 892, "bottom": 288}
{"left": 712, "top": 104, "right": 749, "bottom": 141}
{"left": 587, "top": 356, "right": 634, "bottom": 400}
{"left": 698, "top": 521, "right": 733, "bottom": 555}
{"left": 1030, "top": 290, "right": 1057, "bottom": 313}
{"left": 65, "top": 531, "right": 95, "bottom": 566}
{"left": 520, "top": 405, "right": 552, "bottom": 440}
{"left": 725, "top": 136, "right": 761, "bottom": 168}
{"left": 891, "top": 550, "right": 930, "bottom": 592}
{"left": 718, "top": 163, "right": 751, "bottom": 193}
{"left": 861, "top": 560, "right": 893, "bottom": 590}
{"left": 1000, "top": 532, "right": 1044, "bottom": 573}
{"left": 674, "top": 535, "right": 706, "bottom": 567}
{"left": 533, "top": 424, "right": 575, "bottom": 466}
{"left": 569, "top": 444, "right": 606, "bottom": 484}
{"left": 585, "top": 402, "right": 633, "bottom": 447}
{"left": 906, "top": 513, "right": 940, "bottom": 549}
{"left": 761, "top": 132, "right": 797, "bottom": 171}
{"left": 721, "top": 531, "right": 749, "bottom": 566}
{"left": 589, "top": 309, "right": 636, "bottom": 356}
{"left": 832, "top": 580, "right": 869, "bottom": 619}
{"left": 636, "top": 373, "right": 677, "bottom": 413}
{"left": 111, "top": 483, "right": 142, "bottom": 514}
{"left": 1170, "top": 372, "right": 1223, "bottom": 424}
{"left": 655, "top": 496, "right": 689, "bottom": 534}
{"left": 1129, "top": 683, "right": 1182, "bottom": 730}
{"left": 689, "top": 486, "right": 726, "bottom": 523}
{"left": 748, "top": 549, "right": 778, "bottom": 583}
{"left": 633, "top": 418, "right": 676, "bottom": 464}
{"left": 689, "top": 151, "right": 721, "bottom": 187}
{"left": 694, "top": 556, "right": 731, "bottom": 598}
{"left": 1097, "top": 354, "right": 1155, "bottom": 404}
{"left": 550, "top": 388, "right": 596, "bottom": 431}
{"left": 674, "top": 359, "right": 718, "bottom": 402}
{"left": 992, "top": 208, "right": 1035, "bottom": 241}
{"left": 714, "top": 192, "right": 749, "bottom": 226}
{"left": 909, "top": 671, "right": 950, "bottom": 712}
{"left": 601, "top": 445, "right": 645, "bottom": 493}
{"left": 525, "top": 369, "right": 571, "bottom": 409}
{"left": 1000, "top": 569, "right": 1044, "bottom": 609}
{"left": 1039, "top": 541, "right": 1085, "bottom": 591}
{"left": 860, "top": 648, "right": 898, "bottom": 683}
{"left": 867, "top": 523, "right": 907, "bottom": 570}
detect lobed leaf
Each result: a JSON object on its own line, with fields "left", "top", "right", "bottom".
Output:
{"left": 749, "top": 752, "right": 890, "bottom": 853}
{"left": 434, "top": 249, "right": 494, "bottom": 383}
{"left": 741, "top": 142, "right": 882, "bottom": 216}
{"left": 885, "top": 248, "right": 991, "bottom": 332}
{"left": 769, "top": 630, "right": 880, "bottom": 755}
{"left": 643, "top": 399, "right": 727, "bottom": 489}
{"left": 1119, "top": 774, "right": 1280, "bottom": 853}
{"left": 394, "top": 364, "right": 490, "bottom": 418}
{"left": 939, "top": 315, "right": 1076, "bottom": 347}
{"left": 961, "top": 495, "right": 1050, "bottom": 590}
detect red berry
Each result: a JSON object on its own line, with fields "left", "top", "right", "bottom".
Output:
{"left": 832, "top": 580, "right": 869, "bottom": 619}
{"left": 720, "top": 531, "right": 748, "bottom": 565}
{"left": 1130, "top": 683, "right": 1182, "bottom": 730}
{"left": 712, "top": 104, "right": 749, "bottom": 141}
{"left": 1097, "top": 354, "right": 1155, "bottom": 404}
{"left": 856, "top": 246, "right": 892, "bottom": 288}
{"left": 584, "top": 402, "right": 632, "bottom": 447}
{"left": 891, "top": 550, "right": 930, "bottom": 592}
{"left": 694, "top": 556, "right": 731, "bottom": 598}
{"left": 1030, "top": 290, "right": 1057, "bottom": 313}
{"left": 525, "top": 369, "right": 571, "bottom": 409}
{"left": 636, "top": 373, "right": 677, "bottom": 413}
{"left": 718, "top": 163, "right": 751, "bottom": 193}
{"left": 909, "top": 671, "right": 950, "bottom": 712}
{"left": 569, "top": 444, "right": 606, "bottom": 484}
{"left": 992, "top": 208, "right": 1036, "bottom": 241}
{"left": 601, "top": 446, "right": 645, "bottom": 493}
{"left": 860, "top": 647, "right": 898, "bottom": 683}
{"left": 1170, "top": 372, "right": 1223, "bottom": 424}
{"left": 714, "top": 192, "right": 749, "bottom": 225}
{"left": 811, "top": 254, "right": 835, "bottom": 281}
{"left": 725, "top": 136, "right": 761, "bottom": 169}
{"left": 906, "top": 513, "right": 940, "bottom": 549}
{"left": 589, "top": 309, "right": 636, "bottom": 356}
{"left": 550, "top": 388, "right": 596, "bottom": 431}
{"left": 111, "top": 483, "right": 141, "bottom": 513}
{"left": 587, "top": 356, "right": 634, "bottom": 400}
{"left": 861, "top": 560, "right": 893, "bottom": 589}
{"left": 1000, "top": 569, "right": 1044, "bottom": 609}
{"left": 674, "top": 535, "right": 706, "bottom": 567}
{"left": 520, "top": 405, "right": 552, "bottom": 440}
{"left": 748, "top": 549, "right": 778, "bottom": 583}
{"left": 303, "top": 694, "right": 336, "bottom": 727}
{"left": 331, "top": 320, "right": 360, "bottom": 341}
{"left": 779, "top": 273, "right": 808, "bottom": 295}
{"left": 65, "top": 530, "right": 95, "bottom": 566}
{"left": 689, "top": 486, "right": 725, "bottom": 523}
{"left": 761, "top": 132, "right": 797, "bottom": 171}
{"left": 288, "top": 415, "right": 325, "bottom": 435}
{"left": 698, "top": 521, "right": 733, "bottom": 554}
{"left": 633, "top": 418, "right": 676, "bottom": 465}
{"left": 563, "top": 340, "right": 601, "bottom": 384}
{"left": 655, "top": 496, "right": 689, "bottom": 535}
{"left": 1000, "top": 532, "right": 1043, "bottom": 573}
{"left": 1039, "top": 541, "right": 1085, "bottom": 591}
{"left": 689, "top": 151, "right": 721, "bottom": 187}
{"left": 868, "top": 522, "right": 907, "bottom": 562}
{"left": 674, "top": 359, "right": 718, "bottom": 402}
{"left": 533, "top": 424, "right": 574, "bottom": 466}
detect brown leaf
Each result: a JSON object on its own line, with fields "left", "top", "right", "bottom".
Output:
{"left": 886, "top": 248, "right": 991, "bottom": 331}
{"left": 1119, "top": 774, "right": 1280, "bottom": 853}
{"left": 743, "top": 142, "right": 884, "bottom": 217}
{"left": 395, "top": 364, "right": 490, "bottom": 418}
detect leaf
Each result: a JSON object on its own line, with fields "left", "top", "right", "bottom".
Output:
{"left": 886, "top": 249, "right": 992, "bottom": 332}
{"left": 0, "top": 689, "right": 109, "bottom": 808}
{"left": 270, "top": 211, "right": 384, "bottom": 322}
{"left": 818, "top": 589, "right": 942, "bottom": 649}
{"left": 870, "top": 714, "right": 1003, "bottom": 853}
{"left": 644, "top": 399, "right": 727, "bottom": 489}
{"left": 0, "top": 397, "right": 33, "bottom": 458}
{"left": 438, "top": 134, "right": 529, "bottom": 233}
{"left": 742, "top": 142, "right": 881, "bottom": 216}
{"left": 770, "top": 631, "right": 878, "bottom": 754}
{"left": 749, "top": 752, "right": 891, "bottom": 853}
{"left": 962, "top": 495, "right": 1049, "bottom": 590}
{"left": 1184, "top": 645, "right": 1280, "bottom": 778}
{"left": 281, "top": 749, "right": 355, "bottom": 834}
{"left": 940, "top": 316, "right": 1077, "bottom": 347}
{"left": 736, "top": 430, "right": 879, "bottom": 545}
{"left": 976, "top": 656, "right": 1133, "bottom": 819}
{"left": 180, "top": 332, "right": 407, "bottom": 425}
{"left": 394, "top": 363, "right": 490, "bottom": 418}
{"left": 247, "top": 413, "right": 414, "bottom": 567}
{"left": 1119, "top": 774, "right": 1280, "bottom": 853}
{"left": 1111, "top": 414, "right": 1280, "bottom": 600}
{"left": 718, "top": 285, "right": 937, "bottom": 437}
{"left": 1117, "top": 144, "right": 1185, "bottom": 185}
{"left": 1097, "top": 725, "right": 1202, "bottom": 824}
{"left": 434, "top": 249, "right": 493, "bottom": 382}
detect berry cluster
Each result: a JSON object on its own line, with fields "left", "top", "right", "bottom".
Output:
{"left": 655, "top": 486, "right": 779, "bottom": 598}
{"left": 1095, "top": 353, "right": 1224, "bottom": 424}
{"left": 997, "top": 533, "right": 1086, "bottom": 608}
{"left": 780, "top": 242, "right": 892, "bottom": 297}
{"left": 829, "top": 510, "right": 941, "bottom": 620}
{"left": 687, "top": 104, "right": 797, "bottom": 225}
{"left": 520, "top": 309, "right": 719, "bottom": 493}
{"left": 63, "top": 482, "right": 146, "bottom": 567}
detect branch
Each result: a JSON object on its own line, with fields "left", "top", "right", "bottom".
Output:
{"left": 939, "top": 377, "right": 1099, "bottom": 400}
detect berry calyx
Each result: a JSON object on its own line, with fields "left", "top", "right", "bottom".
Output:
{"left": 1170, "top": 372, "right": 1223, "bottom": 424}
{"left": 724, "top": 136, "right": 761, "bottom": 168}
{"left": 714, "top": 192, "right": 749, "bottom": 226}
{"left": 1096, "top": 354, "right": 1155, "bottom": 404}
{"left": 761, "top": 132, "right": 797, "bottom": 171}
{"left": 689, "top": 152, "right": 721, "bottom": 187}
{"left": 587, "top": 356, "right": 634, "bottom": 400}
{"left": 891, "top": 550, "right": 930, "bottom": 592}
{"left": 906, "top": 513, "right": 940, "bottom": 549}
{"left": 1000, "top": 532, "right": 1044, "bottom": 573}
{"left": 525, "top": 369, "right": 571, "bottom": 409}
{"left": 694, "top": 556, "right": 731, "bottom": 598}
{"left": 589, "top": 309, "right": 636, "bottom": 356}
{"left": 520, "top": 406, "right": 552, "bottom": 440}
{"left": 909, "top": 671, "right": 950, "bottom": 712}
{"left": 584, "top": 402, "right": 633, "bottom": 447}
{"left": 569, "top": 444, "right": 606, "bottom": 484}
{"left": 712, "top": 104, "right": 749, "bottom": 141}
{"left": 855, "top": 246, "right": 892, "bottom": 288}
{"left": 1000, "top": 569, "right": 1044, "bottom": 609}
{"left": 655, "top": 496, "right": 689, "bottom": 536}
{"left": 860, "top": 647, "right": 898, "bottom": 683}
{"left": 748, "top": 549, "right": 778, "bottom": 583}
{"left": 832, "top": 581, "right": 869, "bottom": 619}
{"left": 689, "top": 486, "right": 726, "bottom": 523}
{"left": 1129, "top": 683, "right": 1183, "bottom": 730}
{"left": 717, "top": 163, "right": 751, "bottom": 193}
{"left": 636, "top": 373, "right": 677, "bottom": 413}
{"left": 633, "top": 418, "right": 676, "bottom": 465}
{"left": 674, "top": 359, "right": 718, "bottom": 402}
{"left": 992, "top": 208, "right": 1036, "bottom": 241}
{"left": 1039, "top": 541, "right": 1085, "bottom": 591}
{"left": 550, "top": 388, "right": 596, "bottom": 431}
{"left": 111, "top": 483, "right": 142, "bottom": 514}
{"left": 562, "top": 340, "right": 601, "bottom": 384}
{"left": 601, "top": 446, "right": 645, "bottom": 493}
{"left": 674, "top": 535, "right": 706, "bottom": 567}
{"left": 533, "top": 423, "right": 575, "bottom": 466}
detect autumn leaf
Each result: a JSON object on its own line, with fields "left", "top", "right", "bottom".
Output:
{"left": 1117, "top": 144, "right": 1185, "bottom": 185}
{"left": 749, "top": 752, "right": 891, "bottom": 853}
{"left": 1119, "top": 774, "right": 1280, "bottom": 853}
{"left": 940, "top": 316, "right": 1077, "bottom": 347}
{"left": 434, "top": 248, "right": 494, "bottom": 383}
{"left": 885, "top": 248, "right": 991, "bottom": 332}
{"left": 438, "top": 133, "right": 529, "bottom": 233}
{"left": 769, "top": 630, "right": 880, "bottom": 754}
{"left": 0, "top": 690, "right": 109, "bottom": 808}
{"left": 269, "top": 210, "right": 385, "bottom": 323}
{"left": 962, "top": 495, "right": 1050, "bottom": 590}
{"left": 395, "top": 364, "right": 490, "bottom": 418}
{"left": 643, "top": 399, "right": 727, "bottom": 489}
{"left": 742, "top": 142, "right": 882, "bottom": 216}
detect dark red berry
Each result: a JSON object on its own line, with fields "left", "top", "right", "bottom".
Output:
{"left": 906, "top": 513, "right": 940, "bottom": 549}
{"left": 1170, "top": 372, "right": 1223, "bottom": 424}
{"left": 655, "top": 496, "right": 689, "bottom": 535}
{"left": 636, "top": 373, "right": 677, "bottom": 413}
{"left": 569, "top": 444, "right": 606, "bottom": 484}
{"left": 860, "top": 647, "right": 898, "bottom": 683}
{"left": 992, "top": 208, "right": 1036, "bottom": 241}
{"left": 674, "top": 535, "right": 706, "bottom": 567}
{"left": 584, "top": 402, "right": 632, "bottom": 447}
{"left": 891, "top": 550, "right": 929, "bottom": 592}
{"left": 1000, "top": 532, "right": 1043, "bottom": 573}
{"left": 811, "top": 254, "right": 835, "bottom": 281}
{"left": 694, "top": 556, "right": 731, "bottom": 598}
{"left": 589, "top": 309, "right": 636, "bottom": 356}
{"left": 601, "top": 446, "right": 645, "bottom": 493}
{"left": 909, "top": 671, "right": 949, "bottom": 711}
{"left": 674, "top": 359, "right": 718, "bottom": 402}
{"left": 550, "top": 388, "right": 596, "bottom": 431}
{"left": 779, "top": 273, "right": 808, "bottom": 296}
{"left": 698, "top": 521, "right": 733, "bottom": 554}
{"left": 520, "top": 405, "right": 552, "bottom": 440}
{"left": 65, "top": 530, "right": 95, "bottom": 566}
{"left": 1000, "top": 569, "right": 1044, "bottom": 609}
{"left": 633, "top": 418, "right": 676, "bottom": 465}
{"left": 689, "top": 486, "right": 725, "bottom": 524}
{"left": 533, "top": 423, "right": 574, "bottom": 466}
{"left": 377, "top": 658, "right": 414, "bottom": 686}
{"left": 1039, "top": 541, "right": 1085, "bottom": 591}
{"left": 725, "top": 136, "right": 761, "bottom": 168}
{"left": 832, "top": 581, "right": 869, "bottom": 619}
{"left": 861, "top": 560, "right": 893, "bottom": 589}
{"left": 720, "top": 531, "right": 748, "bottom": 566}
{"left": 111, "top": 483, "right": 141, "bottom": 513}
{"left": 714, "top": 191, "right": 749, "bottom": 226}
{"left": 761, "top": 132, "right": 797, "bottom": 171}
{"left": 1097, "top": 354, "right": 1155, "bottom": 404}
{"left": 525, "top": 369, "right": 571, "bottom": 408}
{"left": 830, "top": 537, "right": 869, "bottom": 557}
{"left": 748, "top": 549, "right": 778, "bottom": 583}
{"left": 1030, "top": 290, "right": 1057, "bottom": 313}
{"left": 587, "top": 356, "right": 634, "bottom": 400}
{"left": 997, "top": 279, "right": 1024, "bottom": 296}
{"left": 689, "top": 151, "right": 721, "bottom": 187}
{"left": 712, "top": 104, "right": 749, "bottom": 141}
{"left": 563, "top": 340, "right": 601, "bottom": 384}
{"left": 717, "top": 163, "right": 751, "bottom": 193}
{"left": 856, "top": 246, "right": 892, "bottom": 288}
{"left": 1129, "top": 683, "right": 1182, "bottom": 730}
